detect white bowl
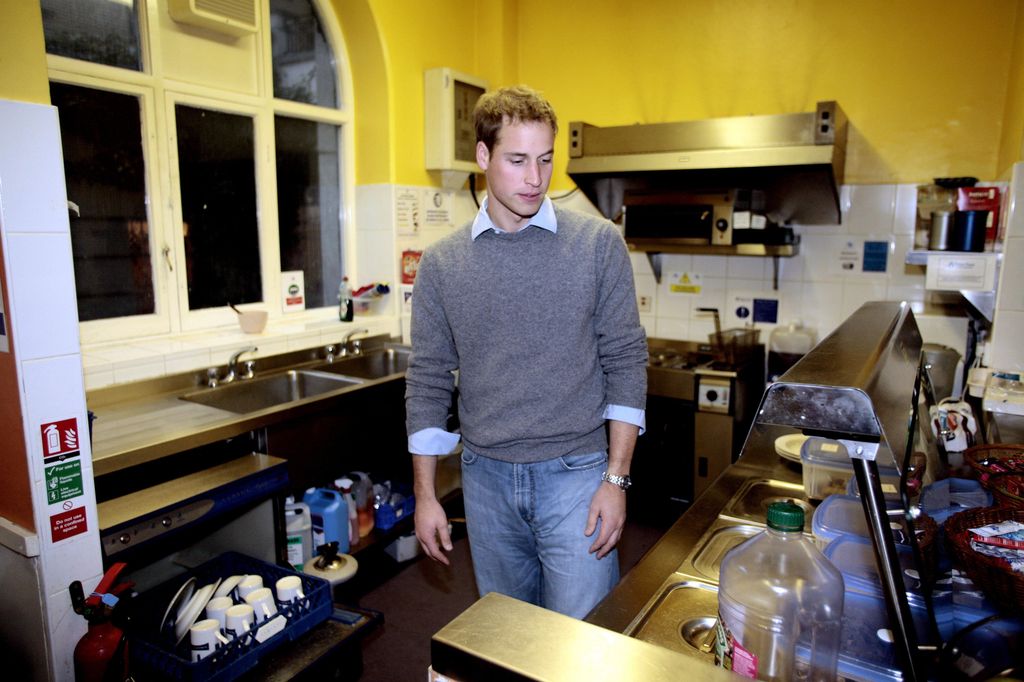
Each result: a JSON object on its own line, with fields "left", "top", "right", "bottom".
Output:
{"left": 237, "top": 310, "right": 268, "bottom": 333}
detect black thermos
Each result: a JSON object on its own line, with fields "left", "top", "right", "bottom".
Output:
{"left": 950, "top": 210, "right": 988, "bottom": 252}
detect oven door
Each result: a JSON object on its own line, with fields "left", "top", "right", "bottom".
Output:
{"left": 623, "top": 190, "right": 736, "bottom": 246}
{"left": 629, "top": 394, "right": 696, "bottom": 522}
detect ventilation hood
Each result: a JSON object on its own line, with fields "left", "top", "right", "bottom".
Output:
{"left": 566, "top": 101, "right": 847, "bottom": 226}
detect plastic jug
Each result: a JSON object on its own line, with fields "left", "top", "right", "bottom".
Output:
{"left": 303, "top": 487, "right": 349, "bottom": 554}
{"left": 350, "top": 471, "right": 375, "bottom": 537}
{"left": 715, "top": 501, "right": 844, "bottom": 681}
{"left": 284, "top": 497, "right": 313, "bottom": 571}
{"left": 767, "top": 321, "right": 816, "bottom": 382}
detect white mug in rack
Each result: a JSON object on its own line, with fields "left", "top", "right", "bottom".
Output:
{"left": 275, "top": 575, "right": 304, "bottom": 604}
{"left": 225, "top": 604, "right": 255, "bottom": 640}
{"left": 236, "top": 575, "right": 264, "bottom": 601}
{"left": 205, "top": 596, "right": 233, "bottom": 631}
{"left": 243, "top": 587, "right": 278, "bottom": 623}
{"left": 189, "top": 618, "right": 229, "bottom": 662}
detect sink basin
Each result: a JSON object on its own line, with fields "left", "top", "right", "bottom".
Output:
{"left": 317, "top": 346, "right": 410, "bottom": 380}
{"left": 688, "top": 521, "right": 763, "bottom": 583}
{"left": 625, "top": 580, "right": 719, "bottom": 660}
{"left": 181, "top": 369, "right": 363, "bottom": 414}
{"left": 719, "top": 477, "right": 813, "bottom": 524}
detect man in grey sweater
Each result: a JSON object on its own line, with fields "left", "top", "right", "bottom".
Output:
{"left": 405, "top": 85, "right": 647, "bottom": 618}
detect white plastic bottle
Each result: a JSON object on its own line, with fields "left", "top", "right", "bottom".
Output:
{"left": 715, "top": 501, "right": 844, "bottom": 681}
{"left": 334, "top": 477, "right": 359, "bottom": 546}
{"left": 284, "top": 496, "right": 313, "bottom": 571}
{"left": 338, "top": 277, "right": 354, "bottom": 322}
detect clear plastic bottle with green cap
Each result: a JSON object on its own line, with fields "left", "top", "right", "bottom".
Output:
{"left": 715, "top": 500, "right": 844, "bottom": 681}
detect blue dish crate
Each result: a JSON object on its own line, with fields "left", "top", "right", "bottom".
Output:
{"left": 374, "top": 485, "right": 415, "bottom": 532}
{"left": 129, "top": 551, "right": 331, "bottom": 682}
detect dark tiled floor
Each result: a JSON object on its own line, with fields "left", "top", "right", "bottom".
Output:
{"left": 353, "top": 516, "right": 673, "bottom": 681}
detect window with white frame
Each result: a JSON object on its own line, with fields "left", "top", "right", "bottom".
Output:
{"left": 41, "top": 0, "right": 349, "bottom": 342}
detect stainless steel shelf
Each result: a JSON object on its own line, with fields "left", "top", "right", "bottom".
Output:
{"left": 904, "top": 249, "right": 1001, "bottom": 266}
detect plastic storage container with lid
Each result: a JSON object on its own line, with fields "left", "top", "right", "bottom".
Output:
{"left": 716, "top": 501, "right": 844, "bottom": 680}
{"left": 800, "top": 437, "right": 900, "bottom": 500}
{"left": 767, "top": 321, "right": 816, "bottom": 382}
{"left": 811, "top": 494, "right": 909, "bottom": 548}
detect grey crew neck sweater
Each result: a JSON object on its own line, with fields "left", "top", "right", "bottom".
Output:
{"left": 405, "top": 205, "right": 647, "bottom": 463}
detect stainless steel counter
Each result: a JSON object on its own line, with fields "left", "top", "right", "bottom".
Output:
{"left": 586, "top": 432, "right": 802, "bottom": 633}
{"left": 87, "top": 339, "right": 404, "bottom": 476}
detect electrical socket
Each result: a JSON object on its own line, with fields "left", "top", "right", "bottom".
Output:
{"left": 638, "top": 295, "right": 652, "bottom": 313}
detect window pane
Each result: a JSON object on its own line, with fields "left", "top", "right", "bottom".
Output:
{"left": 40, "top": 0, "right": 141, "bottom": 71}
{"left": 175, "top": 106, "right": 261, "bottom": 310}
{"left": 51, "top": 82, "right": 153, "bottom": 321}
{"left": 275, "top": 116, "right": 342, "bottom": 308}
{"left": 270, "top": 0, "right": 339, "bottom": 108}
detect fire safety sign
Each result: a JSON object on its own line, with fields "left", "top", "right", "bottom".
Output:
{"left": 40, "top": 418, "right": 80, "bottom": 462}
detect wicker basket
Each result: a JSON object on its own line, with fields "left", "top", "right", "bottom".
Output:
{"left": 943, "top": 506, "right": 1024, "bottom": 613}
{"left": 990, "top": 474, "right": 1024, "bottom": 510}
{"left": 914, "top": 512, "right": 938, "bottom": 583}
{"left": 963, "top": 444, "right": 1024, "bottom": 488}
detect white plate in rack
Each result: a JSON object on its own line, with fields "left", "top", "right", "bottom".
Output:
{"left": 775, "top": 433, "right": 808, "bottom": 464}
{"left": 159, "top": 576, "right": 196, "bottom": 638}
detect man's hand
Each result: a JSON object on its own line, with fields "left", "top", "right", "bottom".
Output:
{"left": 414, "top": 496, "right": 453, "bottom": 565}
{"left": 584, "top": 482, "right": 626, "bottom": 559}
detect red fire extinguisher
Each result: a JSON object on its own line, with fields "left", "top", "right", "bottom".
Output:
{"left": 71, "top": 562, "right": 133, "bottom": 682}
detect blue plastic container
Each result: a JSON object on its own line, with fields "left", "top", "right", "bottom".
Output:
{"left": 303, "top": 487, "right": 349, "bottom": 553}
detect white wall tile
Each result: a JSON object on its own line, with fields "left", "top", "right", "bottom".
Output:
{"left": 996, "top": 237, "right": 1024, "bottom": 311}
{"left": 842, "top": 184, "right": 895, "bottom": 235}
{"left": 654, "top": 317, "right": 689, "bottom": 340}
{"left": 842, "top": 281, "right": 889, "bottom": 318}
{"left": 800, "top": 234, "right": 846, "bottom": 283}
{"left": 990, "top": 310, "right": 1024, "bottom": 371}
{"left": 6, "top": 233, "right": 81, "bottom": 361}
{"left": 691, "top": 254, "right": 726, "bottom": 277}
{"left": 0, "top": 102, "right": 69, "bottom": 234}
{"left": 726, "top": 256, "right": 765, "bottom": 279}
{"left": 111, "top": 359, "right": 166, "bottom": 385}
{"left": 893, "top": 184, "right": 918, "bottom": 236}
{"left": 20, "top": 355, "right": 90, "bottom": 483}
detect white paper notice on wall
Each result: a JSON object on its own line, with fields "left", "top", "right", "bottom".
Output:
{"left": 421, "top": 188, "right": 454, "bottom": 228}
{"left": 281, "top": 270, "right": 305, "bottom": 312}
{"left": 925, "top": 254, "right": 997, "bottom": 291}
{"left": 0, "top": 278, "right": 7, "bottom": 352}
{"left": 396, "top": 187, "right": 421, "bottom": 236}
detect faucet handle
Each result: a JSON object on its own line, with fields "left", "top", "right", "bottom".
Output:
{"left": 242, "top": 360, "right": 256, "bottom": 380}
{"left": 206, "top": 367, "right": 220, "bottom": 388}
{"left": 324, "top": 344, "right": 337, "bottom": 362}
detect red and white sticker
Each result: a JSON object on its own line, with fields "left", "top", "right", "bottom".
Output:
{"left": 40, "top": 418, "right": 80, "bottom": 460}
{"left": 50, "top": 506, "right": 88, "bottom": 542}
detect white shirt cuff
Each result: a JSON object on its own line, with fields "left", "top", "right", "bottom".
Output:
{"left": 604, "top": 404, "right": 646, "bottom": 436}
{"left": 409, "top": 427, "right": 462, "bottom": 455}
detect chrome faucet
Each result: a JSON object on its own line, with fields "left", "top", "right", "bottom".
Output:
{"left": 224, "top": 346, "right": 258, "bottom": 383}
{"left": 340, "top": 328, "right": 369, "bottom": 356}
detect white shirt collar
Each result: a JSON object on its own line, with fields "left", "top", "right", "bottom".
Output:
{"left": 471, "top": 196, "right": 557, "bottom": 240}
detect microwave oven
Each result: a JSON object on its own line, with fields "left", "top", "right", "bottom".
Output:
{"left": 623, "top": 189, "right": 758, "bottom": 247}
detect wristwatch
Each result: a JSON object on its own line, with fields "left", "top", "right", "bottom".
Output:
{"left": 601, "top": 471, "right": 632, "bottom": 491}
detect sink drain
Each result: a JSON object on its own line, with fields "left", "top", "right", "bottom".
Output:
{"left": 679, "top": 616, "right": 718, "bottom": 654}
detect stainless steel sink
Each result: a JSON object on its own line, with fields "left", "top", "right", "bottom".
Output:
{"left": 624, "top": 580, "right": 719, "bottom": 660}
{"left": 181, "top": 369, "right": 363, "bottom": 414}
{"left": 316, "top": 346, "right": 410, "bottom": 380}
{"left": 719, "top": 477, "right": 813, "bottom": 524}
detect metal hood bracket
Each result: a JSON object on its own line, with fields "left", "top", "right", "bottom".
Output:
{"left": 567, "top": 101, "right": 847, "bottom": 226}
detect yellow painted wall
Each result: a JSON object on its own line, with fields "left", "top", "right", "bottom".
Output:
{"left": 999, "top": 5, "right": 1024, "bottom": 176}
{"left": 2, "top": 0, "right": 1022, "bottom": 187}
{"left": 0, "top": 0, "right": 49, "bottom": 105}
{"left": 513, "top": 0, "right": 1021, "bottom": 189}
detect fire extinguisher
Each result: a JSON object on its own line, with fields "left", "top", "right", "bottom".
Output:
{"left": 70, "top": 562, "right": 134, "bottom": 682}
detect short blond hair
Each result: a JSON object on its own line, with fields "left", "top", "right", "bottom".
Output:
{"left": 474, "top": 85, "right": 558, "bottom": 153}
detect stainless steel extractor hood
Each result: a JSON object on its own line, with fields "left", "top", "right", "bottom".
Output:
{"left": 566, "top": 101, "right": 847, "bottom": 226}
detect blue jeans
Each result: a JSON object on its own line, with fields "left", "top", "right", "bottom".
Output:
{"left": 460, "top": 446, "right": 620, "bottom": 619}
